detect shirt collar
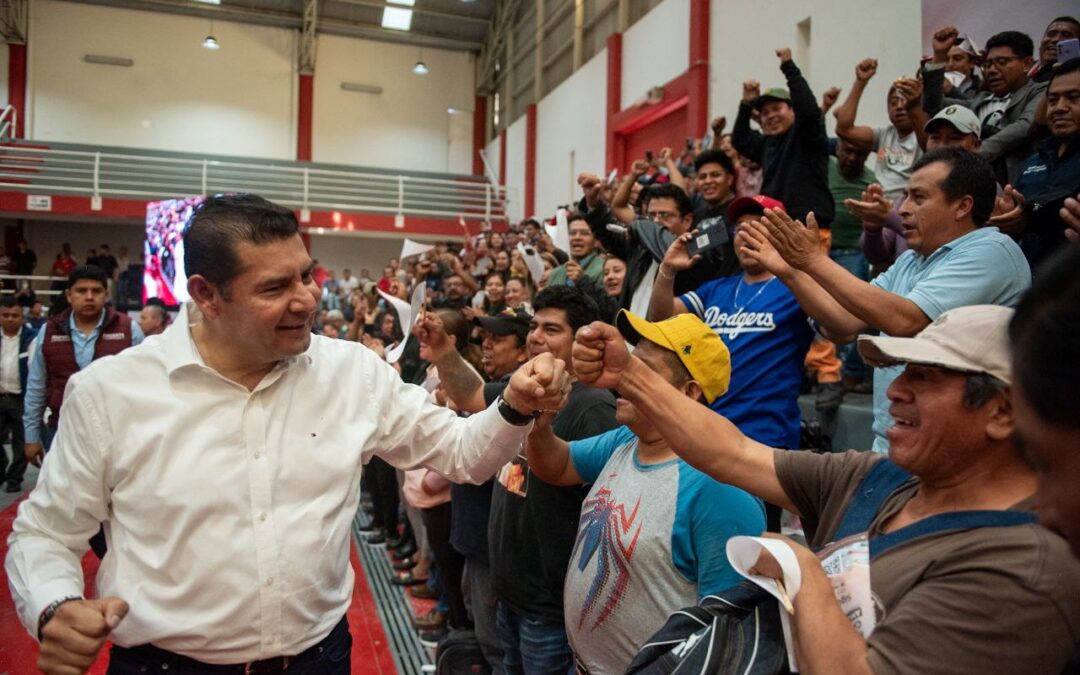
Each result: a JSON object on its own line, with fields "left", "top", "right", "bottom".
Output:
{"left": 919, "top": 227, "right": 987, "bottom": 262}
{"left": 68, "top": 308, "right": 107, "bottom": 334}
{"left": 163, "top": 303, "right": 314, "bottom": 378}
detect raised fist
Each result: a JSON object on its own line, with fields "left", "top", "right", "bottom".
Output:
{"left": 855, "top": 58, "right": 878, "bottom": 82}
{"left": 742, "top": 80, "right": 761, "bottom": 104}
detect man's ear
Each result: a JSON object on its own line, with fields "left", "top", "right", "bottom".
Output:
{"left": 187, "top": 275, "right": 222, "bottom": 320}
{"left": 985, "top": 387, "right": 1015, "bottom": 442}
{"left": 683, "top": 379, "right": 705, "bottom": 404}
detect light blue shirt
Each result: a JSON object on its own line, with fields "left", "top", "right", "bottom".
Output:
{"left": 867, "top": 227, "right": 1029, "bottom": 453}
{"left": 24, "top": 310, "right": 144, "bottom": 444}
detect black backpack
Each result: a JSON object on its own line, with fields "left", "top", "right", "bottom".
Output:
{"left": 435, "top": 629, "right": 491, "bottom": 675}
{"left": 627, "top": 460, "right": 1040, "bottom": 675}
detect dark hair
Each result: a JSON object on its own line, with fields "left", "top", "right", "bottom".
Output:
{"left": 1009, "top": 244, "right": 1080, "bottom": 429}
{"left": 642, "top": 183, "right": 693, "bottom": 217}
{"left": 567, "top": 213, "right": 589, "bottom": 227}
{"left": 532, "top": 283, "right": 601, "bottom": 333}
{"left": 0, "top": 297, "right": 18, "bottom": 309}
{"left": 962, "top": 372, "right": 1008, "bottom": 409}
{"left": 184, "top": 194, "right": 300, "bottom": 292}
{"left": 693, "top": 149, "right": 735, "bottom": 176}
{"left": 910, "top": 147, "right": 997, "bottom": 225}
{"left": 67, "top": 265, "right": 109, "bottom": 290}
{"left": 374, "top": 309, "right": 403, "bottom": 342}
{"left": 436, "top": 308, "right": 483, "bottom": 372}
{"left": 521, "top": 218, "right": 541, "bottom": 230}
{"left": 985, "top": 31, "right": 1035, "bottom": 59}
{"left": 1048, "top": 16, "right": 1080, "bottom": 32}
{"left": 1048, "top": 57, "right": 1080, "bottom": 89}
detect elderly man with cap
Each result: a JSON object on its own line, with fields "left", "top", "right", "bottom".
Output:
{"left": 649, "top": 195, "right": 823, "bottom": 453}
{"left": 572, "top": 305, "right": 1080, "bottom": 674}
{"left": 526, "top": 309, "right": 764, "bottom": 675}
{"left": 732, "top": 47, "right": 834, "bottom": 230}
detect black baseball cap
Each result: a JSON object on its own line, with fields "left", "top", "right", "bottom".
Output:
{"left": 473, "top": 306, "right": 532, "bottom": 341}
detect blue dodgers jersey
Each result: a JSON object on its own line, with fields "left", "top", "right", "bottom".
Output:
{"left": 680, "top": 275, "right": 815, "bottom": 448}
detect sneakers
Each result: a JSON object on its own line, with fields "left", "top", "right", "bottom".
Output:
{"left": 418, "top": 628, "right": 447, "bottom": 649}
{"left": 5, "top": 482, "right": 20, "bottom": 494}
{"left": 364, "top": 531, "right": 387, "bottom": 546}
{"left": 815, "top": 382, "right": 845, "bottom": 413}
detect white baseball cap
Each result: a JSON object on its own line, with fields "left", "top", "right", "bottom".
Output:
{"left": 858, "top": 305, "right": 1013, "bottom": 385}
{"left": 925, "top": 105, "right": 981, "bottom": 137}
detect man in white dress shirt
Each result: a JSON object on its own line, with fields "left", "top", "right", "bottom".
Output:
{"left": 6, "top": 194, "right": 570, "bottom": 675}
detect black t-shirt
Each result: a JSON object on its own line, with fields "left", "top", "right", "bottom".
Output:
{"left": 95, "top": 254, "right": 119, "bottom": 278}
{"left": 14, "top": 249, "right": 36, "bottom": 275}
{"left": 448, "top": 373, "right": 514, "bottom": 562}
{"left": 486, "top": 380, "right": 618, "bottom": 623}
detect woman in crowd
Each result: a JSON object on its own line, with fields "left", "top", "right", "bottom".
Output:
{"left": 602, "top": 255, "right": 627, "bottom": 298}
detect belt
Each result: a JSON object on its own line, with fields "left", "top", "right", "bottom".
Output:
{"left": 0, "top": 392, "right": 21, "bottom": 398}
{"left": 111, "top": 617, "right": 347, "bottom": 674}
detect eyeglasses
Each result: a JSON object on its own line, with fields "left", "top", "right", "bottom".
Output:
{"left": 646, "top": 211, "right": 680, "bottom": 222}
{"left": 983, "top": 55, "right": 1021, "bottom": 70}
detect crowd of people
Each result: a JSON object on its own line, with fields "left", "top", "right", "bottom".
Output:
{"left": 4, "top": 14, "right": 1080, "bottom": 675}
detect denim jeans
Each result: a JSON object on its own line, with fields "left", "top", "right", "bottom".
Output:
{"left": 829, "top": 248, "right": 870, "bottom": 380}
{"left": 496, "top": 602, "right": 573, "bottom": 675}
{"left": 107, "top": 617, "right": 352, "bottom": 675}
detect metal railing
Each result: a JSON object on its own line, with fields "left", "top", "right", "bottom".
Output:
{"left": 0, "top": 143, "right": 510, "bottom": 223}
{"left": 0, "top": 106, "right": 17, "bottom": 142}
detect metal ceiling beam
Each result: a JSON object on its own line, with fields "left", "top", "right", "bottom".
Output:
{"left": 0, "top": 0, "right": 28, "bottom": 44}
{"left": 478, "top": 0, "right": 522, "bottom": 94}
{"left": 299, "top": 0, "right": 317, "bottom": 73}
{"left": 329, "top": 0, "right": 491, "bottom": 26}
{"left": 54, "top": 0, "right": 483, "bottom": 52}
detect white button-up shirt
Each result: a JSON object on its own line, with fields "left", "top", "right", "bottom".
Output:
{"left": 0, "top": 331, "right": 20, "bottom": 394}
{"left": 7, "top": 304, "right": 528, "bottom": 663}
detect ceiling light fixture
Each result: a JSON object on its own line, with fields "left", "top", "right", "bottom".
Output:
{"left": 382, "top": 6, "right": 413, "bottom": 31}
{"left": 202, "top": 20, "right": 220, "bottom": 49}
{"left": 191, "top": 0, "right": 221, "bottom": 4}
{"left": 341, "top": 82, "right": 384, "bottom": 94}
{"left": 413, "top": 48, "right": 428, "bottom": 75}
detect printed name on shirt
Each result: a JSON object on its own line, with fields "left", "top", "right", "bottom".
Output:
{"left": 1021, "top": 164, "right": 1048, "bottom": 176}
{"left": 701, "top": 307, "right": 776, "bottom": 337}
{"left": 101, "top": 332, "right": 127, "bottom": 340}
{"left": 49, "top": 335, "right": 72, "bottom": 342}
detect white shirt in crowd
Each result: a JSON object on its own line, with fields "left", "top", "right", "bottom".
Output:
{"left": 0, "top": 331, "right": 21, "bottom": 394}
{"left": 7, "top": 303, "right": 529, "bottom": 663}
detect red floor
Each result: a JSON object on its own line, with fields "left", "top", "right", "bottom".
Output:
{"left": 0, "top": 497, "right": 399, "bottom": 674}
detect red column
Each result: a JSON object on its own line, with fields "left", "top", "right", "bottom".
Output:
{"left": 472, "top": 95, "right": 487, "bottom": 176}
{"left": 524, "top": 104, "right": 537, "bottom": 218}
{"left": 498, "top": 129, "right": 507, "bottom": 185}
{"left": 8, "top": 44, "right": 27, "bottom": 139}
{"left": 604, "top": 33, "right": 623, "bottom": 173}
{"left": 297, "top": 73, "right": 314, "bottom": 161}
{"left": 687, "top": 0, "right": 710, "bottom": 137}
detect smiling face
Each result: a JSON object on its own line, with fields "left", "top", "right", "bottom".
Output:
{"left": 946, "top": 46, "right": 975, "bottom": 77}
{"left": 602, "top": 257, "right": 626, "bottom": 297}
{"left": 758, "top": 100, "right": 795, "bottom": 135}
{"left": 504, "top": 278, "right": 527, "bottom": 308}
{"left": 1047, "top": 70, "right": 1080, "bottom": 142}
{"left": 195, "top": 235, "right": 320, "bottom": 364}
{"left": 1041, "top": 20, "right": 1080, "bottom": 64}
{"left": 484, "top": 274, "right": 506, "bottom": 304}
{"left": 693, "top": 162, "right": 734, "bottom": 204}
{"left": 885, "top": 364, "right": 1010, "bottom": 481}
{"left": 887, "top": 90, "right": 913, "bottom": 134}
{"left": 527, "top": 308, "right": 574, "bottom": 368}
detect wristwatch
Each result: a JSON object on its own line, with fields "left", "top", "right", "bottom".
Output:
{"left": 496, "top": 395, "right": 535, "bottom": 426}
{"left": 38, "top": 595, "right": 82, "bottom": 640}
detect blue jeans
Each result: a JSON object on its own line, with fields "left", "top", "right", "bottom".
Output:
{"left": 108, "top": 617, "right": 351, "bottom": 675}
{"left": 830, "top": 248, "right": 870, "bottom": 380}
{"left": 496, "top": 602, "right": 573, "bottom": 675}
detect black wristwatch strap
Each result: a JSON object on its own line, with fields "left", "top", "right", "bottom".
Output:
{"left": 496, "top": 395, "right": 535, "bottom": 426}
{"left": 38, "top": 595, "right": 82, "bottom": 640}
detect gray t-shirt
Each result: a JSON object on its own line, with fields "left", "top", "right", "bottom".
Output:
{"left": 775, "top": 449, "right": 1080, "bottom": 675}
{"left": 872, "top": 126, "right": 922, "bottom": 201}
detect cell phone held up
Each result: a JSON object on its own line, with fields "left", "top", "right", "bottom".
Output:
{"left": 686, "top": 229, "right": 727, "bottom": 257}
{"left": 1058, "top": 38, "right": 1080, "bottom": 64}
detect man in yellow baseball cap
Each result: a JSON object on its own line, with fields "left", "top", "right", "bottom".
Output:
{"left": 523, "top": 309, "right": 764, "bottom": 674}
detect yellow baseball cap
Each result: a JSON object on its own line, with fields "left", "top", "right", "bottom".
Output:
{"left": 616, "top": 309, "right": 731, "bottom": 404}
